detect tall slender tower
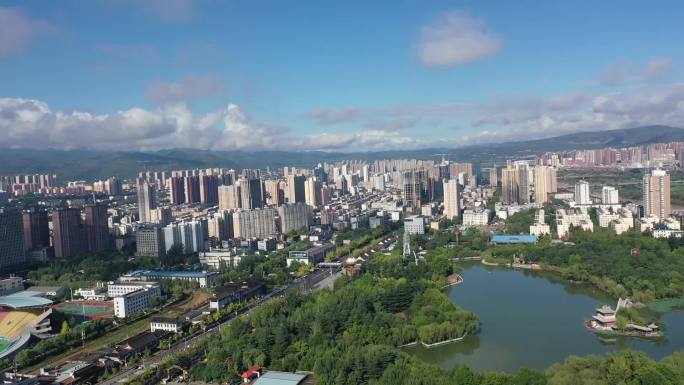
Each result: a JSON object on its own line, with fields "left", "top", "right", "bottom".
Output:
{"left": 85, "top": 203, "right": 110, "bottom": 252}
{"left": 52, "top": 207, "right": 86, "bottom": 258}
{"left": 136, "top": 179, "right": 157, "bottom": 223}
{"left": 643, "top": 169, "right": 671, "bottom": 219}
{"left": 443, "top": 179, "right": 460, "bottom": 220}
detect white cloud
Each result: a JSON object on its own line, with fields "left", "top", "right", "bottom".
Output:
{"left": 593, "top": 58, "right": 676, "bottom": 86}
{"left": 417, "top": 11, "right": 501, "bottom": 67}
{"left": 146, "top": 76, "right": 227, "bottom": 105}
{"left": 0, "top": 7, "right": 52, "bottom": 58}
{"left": 0, "top": 97, "right": 421, "bottom": 151}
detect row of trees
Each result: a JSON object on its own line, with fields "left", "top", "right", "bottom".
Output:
{"left": 490, "top": 226, "right": 684, "bottom": 302}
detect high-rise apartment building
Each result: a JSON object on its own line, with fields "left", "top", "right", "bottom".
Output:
{"left": 170, "top": 176, "right": 186, "bottom": 205}
{"left": 199, "top": 175, "right": 219, "bottom": 207}
{"left": 286, "top": 175, "right": 306, "bottom": 204}
{"left": 602, "top": 186, "right": 619, "bottom": 205}
{"left": 304, "top": 177, "right": 322, "bottom": 207}
{"left": 136, "top": 179, "right": 157, "bottom": 223}
{"left": 501, "top": 161, "right": 530, "bottom": 205}
{"left": 218, "top": 185, "right": 241, "bottom": 211}
{"left": 105, "top": 177, "right": 123, "bottom": 196}
{"left": 534, "top": 166, "right": 556, "bottom": 205}
{"left": 402, "top": 170, "right": 423, "bottom": 209}
{"left": 489, "top": 168, "right": 498, "bottom": 187}
{"left": 184, "top": 175, "right": 201, "bottom": 204}
{"left": 85, "top": 203, "right": 110, "bottom": 252}
{"left": 574, "top": 180, "right": 591, "bottom": 205}
{"left": 0, "top": 208, "right": 25, "bottom": 269}
{"left": 443, "top": 179, "right": 460, "bottom": 221}
{"left": 238, "top": 178, "right": 263, "bottom": 210}
{"left": 278, "top": 203, "right": 311, "bottom": 234}
{"left": 264, "top": 180, "right": 284, "bottom": 206}
{"left": 643, "top": 169, "right": 671, "bottom": 219}
{"left": 22, "top": 208, "right": 50, "bottom": 251}
{"left": 233, "top": 208, "right": 277, "bottom": 239}
{"left": 52, "top": 207, "right": 86, "bottom": 258}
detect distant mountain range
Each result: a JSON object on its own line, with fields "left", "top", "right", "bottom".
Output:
{"left": 1, "top": 125, "right": 682, "bottom": 181}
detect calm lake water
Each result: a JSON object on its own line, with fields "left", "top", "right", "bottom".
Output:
{"left": 404, "top": 263, "right": 684, "bottom": 372}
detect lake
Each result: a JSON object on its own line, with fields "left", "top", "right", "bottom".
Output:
{"left": 403, "top": 263, "right": 684, "bottom": 372}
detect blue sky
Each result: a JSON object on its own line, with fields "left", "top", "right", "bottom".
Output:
{"left": 1, "top": 0, "right": 684, "bottom": 151}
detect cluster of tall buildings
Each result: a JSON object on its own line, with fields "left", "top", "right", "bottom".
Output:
{"left": 0, "top": 174, "right": 57, "bottom": 196}
{"left": 500, "top": 161, "right": 558, "bottom": 205}
{"left": 0, "top": 202, "right": 112, "bottom": 270}
{"left": 540, "top": 141, "right": 684, "bottom": 169}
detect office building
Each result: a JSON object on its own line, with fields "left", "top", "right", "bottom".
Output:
{"left": 135, "top": 226, "right": 165, "bottom": 258}
{"left": 443, "top": 179, "right": 460, "bottom": 221}
{"left": 643, "top": 169, "right": 671, "bottom": 219}
{"left": 52, "top": 207, "right": 86, "bottom": 258}
{"left": 136, "top": 179, "right": 157, "bottom": 223}
{"left": 85, "top": 203, "right": 110, "bottom": 252}
{"left": 0, "top": 208, "right": 25, "bottom": 269}
{"left": 574, "top": 180, "right": 591, "bottom": 205}
{"left": 278, "top": 203, "right": 311, "bottom": 234}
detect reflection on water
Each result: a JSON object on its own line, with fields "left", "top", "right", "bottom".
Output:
{"left": 403, "top": 263, "right": 684, "bottom": 372}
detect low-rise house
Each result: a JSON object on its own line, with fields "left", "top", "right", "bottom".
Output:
{"left": 209, "top": 281, "right": 264, "bottom": 311}
{"left": 150, "top": 316, "right": 188, "bottom": 333}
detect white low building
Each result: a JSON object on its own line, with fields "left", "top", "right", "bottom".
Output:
{"left": 113, "top": 284, "right": 161, "bottom": 318}
{"left": 199, "top": 249, "right": 242, "bottom": 271}
{"left": 150, "top": 316, "right": 186, "bottom": 333}
{"left": 636, "top": 216, "right": 660, "bottom": 233}
{"left": 74, "top": 287, "right": 107, "bottom": 301}
{"left": 462, "top": 209, "right": 490, "bottom": 227}
{"left": 556, "top": 208, "right": 593, "bottom": 238}
{"left": 404, "top": 215, "right": 426, "bottom": 235}
{"left": 108, "top": 281, "right": 159, "bottom": 298}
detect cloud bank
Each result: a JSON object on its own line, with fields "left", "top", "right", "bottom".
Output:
{"left": 0, "top": 98, "right": 420, "bottom": 151}
{"left": 417, "top": 11, "right": 502, "bottom": 67}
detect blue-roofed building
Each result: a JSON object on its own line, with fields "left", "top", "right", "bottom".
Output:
{"left": 491, "top": 235, "right": 538, "bottom": 244}
{"left": 121, "top": 270, "right": 219, "bottom": 288}
{"left": 0, "top": 290, "right": 54, "bottom": 308}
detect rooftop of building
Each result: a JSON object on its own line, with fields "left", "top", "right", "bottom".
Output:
{"left": 253, "top": 371, "right": 312, "bottom": 385}
{"left": 124, "top": 270, "right": 219, "bottom": 278}
{"left": 0, "top": 291, "right": 53, "bottom": 308}
{"left": 490, "top": 234, "right": 538, "bottom": 244}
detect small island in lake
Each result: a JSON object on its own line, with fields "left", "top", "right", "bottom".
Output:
{"left": 586, "top": 298, "right": 662, "bottom": 338}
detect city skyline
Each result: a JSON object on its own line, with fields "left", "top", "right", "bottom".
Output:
{"left": 2, "top": 1, "right": 684, "bottom": 151}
